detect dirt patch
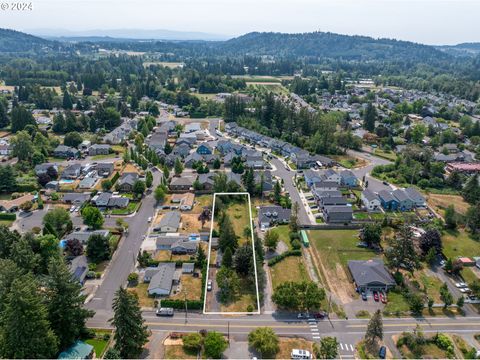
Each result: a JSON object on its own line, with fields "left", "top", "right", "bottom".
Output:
{"left": 170, "top": 274, "right": 203, "bottom": 300}
{"left": 180, "top": 213, "right": 209, "bottom": 233}
{"left": 122, "top": 163, "right": 141, "bottom": 174}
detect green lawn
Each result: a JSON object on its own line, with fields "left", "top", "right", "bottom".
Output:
{"left": 442, "top": 229, "right": 480, "bottom": 259}
{"left": 274, "top": 225, "right": 291, "bottom": 249}
{"left": 373, "top": 149, "right": 397, "bottom": 161}
{"left": 354, "top": 212, "right": 369, "bottom": 220}
{"left": 111, "top": 201, "right": 140, "bottom": 215}
{"left": 308, "top": 229, "right": 378, "bottom": 270}
{"left": 383, "top": 290, "right": 410, "bottom": 316}
{"left": 85, "top": 338, "right": 109, "bottom": 357}
{"left": 270, "top": 256, "right": 309, "bottom": 289}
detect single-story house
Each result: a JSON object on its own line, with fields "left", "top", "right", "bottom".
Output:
{"left": 88, "top": 144, "right": 111, "bottom": 156}
{"left": 34, "top": 163, "right": 58, "bottom": 176}
{"left": 78, "top": 177, "right": 97, "bottom": 189}
{"left": 361, "top": 189, "right": 381, "bottom": 211}
{"left": 68, "top": 255, "right": 88, "bottom": 284}
{"left": 0, "top": 194, "right": 35, "bottom": 213}
{"left": 63, "top": 193, "right": 91, "bottom": 206}
{"left": 62, "top": 164, "right": 82, "bottom": 179}
{"left": 156, "top": 211, "right": 181, "bottom": 233}
{"left": 348, "top": 259, "right": 396, "bottom": 292}
{"left": 145, "top": 262, "right": 177, "bottom": 296}
{"left": 63, "top": 230, "right": 110, "bottom": 245}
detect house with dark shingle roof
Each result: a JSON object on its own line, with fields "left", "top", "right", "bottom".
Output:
{"left": 323, "top": 205, "right": 353, "bottom": 223}
{"left": 156, "top": 211, "right": 181, "bottom": 232}
{"left": 404, "top": 187, "right": 426, "bottom": 207}
{"left": 340, "top": 170, "right": 358, "bottom": 187}
{"left": 258, "top": 206, "right": 292, "bottom": 229}
{"left": 378, "top": 190, "right": 399, "bottom": 211}
{"left": 145, "top": 262, "right": 177, "bottom": 296}
{"left": 117, "top": 172, "right": 139, "bottom": 192}
{"left": 361, "top": 189, "right": 381, "bottom": 211}
{"left": 392, "top": 189, "right": 414, "bottom": 211}
{"left": 348, "top": 259, "right": 395, "bottom": 292}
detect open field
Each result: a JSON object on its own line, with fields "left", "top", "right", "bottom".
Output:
{"left": 442, "top": 229, "right": 480, "bottom": 259}
{"left": 270, "top": 256, "right": 310, "bottom": 289}
{"left": 308, "top": 229, "right": 379, "bottom": 303}
{"left": 427, "top": 193, "right": 470, "bottom": 216}
{"left": 143, "top": 61, "right": 184, "bottom": 68}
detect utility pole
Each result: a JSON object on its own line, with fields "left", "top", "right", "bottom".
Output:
{"left": 227, "top": 321, "right": 230, "bottom": 343}
{"left": 184, "top": 290, "right": 188, "bottom": 324}
{"left": 327, "top": 294, "right": 334, "bottom": 328}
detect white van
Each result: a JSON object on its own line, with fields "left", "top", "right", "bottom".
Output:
{"left": 291, "top": 349, "right": 312, "bottom": 359}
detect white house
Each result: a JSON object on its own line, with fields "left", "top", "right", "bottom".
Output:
{"left": 361, "top": 189, "right": 381, "bottom": 211}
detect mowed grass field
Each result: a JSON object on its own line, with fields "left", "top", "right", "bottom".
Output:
{"left": 270, "top": 256, "right": 310, "bottom": 289}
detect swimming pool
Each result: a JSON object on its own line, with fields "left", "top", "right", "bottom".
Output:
{"left": 59, "top": 179, "right": 75, "bottom": 184}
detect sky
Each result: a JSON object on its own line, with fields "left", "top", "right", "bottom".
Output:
{"left": 1, "top": 0, "right": 479, "bottom": 45}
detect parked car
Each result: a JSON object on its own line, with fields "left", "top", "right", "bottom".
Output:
{"left": 455, "top": 282, "right": 467, "bottom": 288}
{"left": 382, "top": 181, "right": 389, "bottom": 186}
{"left": 379, "top": 346, "right": 386, "bottom": 359}
{"left": 361, "top": 291, "right": 368, "bottom": 301}
{"left": 380, "top": 291, "right": 387, "bottom": 304}
{"left": 147, "top": 217, "right": 152, "bottom": 223}
{"left": 313, "top": 311, "right": 327, "bottom": 319}
{"left": 459, "top": 287, "right": 471, "bottom": 293}
{"left": 156, "top": 307, "right": 174, "bottom": 317}
{"left": 207, "top": 280, "right": 213, "bottom": 291}
{"left": 297, "top": 313, "right": 310, "bottom": 319}
{"left": 373, "top": 291, "right": 379, "bottom": 302}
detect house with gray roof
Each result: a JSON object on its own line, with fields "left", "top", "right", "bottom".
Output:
{"left": 64, "top": 230, "right": 110, "bottom": 244}
{"left": 392, "top": 189, "right": 414, "bottom": 211}
{"left": 156, "top": 211, "right": 181, "bottom": 233}
{"left": 95, "top": 163, "right": 114, "bottom": 177}
{"left": 323, "top": 205, "right": 353, "bottom": 223}
{"left": 68, "top": 255, "right": 88, "bottom": 284}
{"left": 117, "top": 172, "right": 139, "bottom": 192}
{"left": 348, "top": 259, "right": 395, "bottom": 292}
{"left": 361, "top": 189, "right": 381, "bottom": 211}
{"left": 145, "top": 262, "right": 177, "bottom": 296}
{"left": 62, "top": 164, "right": 82, "bottom": 179}
{"left": 258, "top": 206, "right": 292, "bottom": 229}
{"left": 404, "top": 187, "right": 426, "bottom": 207}
{"left": 63, "top": 193, "right": 90, "bottom": 206}
{"left": 182, "top": 263, "right": 195, "bottom": 274}
{"left": 169, "top": 176, "right": 194, "bottom": 192}
{"left": 340, "top": 170, "right": 358, "bottom": 187}
{"left": 88, "top": 144, "right": 111, "bottom": 156}
{"left": 79, "top": 177, "right": 97, "bottom": 189}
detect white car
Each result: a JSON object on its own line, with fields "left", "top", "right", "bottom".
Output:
{"left": 459, "top": 287, "right": 471, "bottom": 293}
{"left": 147, "top": 217, "right": 152, "bottom": 223}
{"left": 207, "top": 280, "right": 213, "bottom": 291}
{"left": 455, "top": 282, "right": 467, "bottom": 288}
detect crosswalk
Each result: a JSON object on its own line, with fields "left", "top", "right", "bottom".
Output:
{"left": 307, "top": 318, "right": 355, "bottom": 353}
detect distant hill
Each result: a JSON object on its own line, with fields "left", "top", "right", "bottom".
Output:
{"left": 29, "top": 28, "right": 229, "bottom": 41}
{"left": 0, "top": 28, "right": 67, "bottom": 53}
{"left": 437, "top": 42, "right": 480, "bottom": 57}
{"left": 219, "top": 31, "right": 451, "bottom": 63}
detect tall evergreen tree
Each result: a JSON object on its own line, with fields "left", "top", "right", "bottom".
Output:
{"left": 364, "top": 310, "right": 383, "bottom": 352}
{"left": 0, "top": 100, "right": 9, "bottom": 128}
{"left": 363, "top": 102, "right": 377, "bottom": 132}
{"left": 45, "top": 258, "right": 94, "bottom": 349}
{"left": 218, "top": 214, "right": 238, "bottom": 251}
{"left": 111, "top": 287, "right": 149, "bottom": 359}
{"left": 63, "top": 91, "right": 73, "bottom": 110}
{"left": 0, "top": 274, "right": 58, "bottom": 359}
{"left": 463, "top": 174, "right": 480, "bottom": 204}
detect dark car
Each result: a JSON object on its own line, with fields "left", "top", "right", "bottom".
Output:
{"left": 297, "top": 312, "right": 310, "bottom": 319}
{"left": 313, "top": 311, "right": 327, "bottom": 319}
{"left": 379, "top": 346, "right": 386, "bottom": 359}
{"left": 361, "top": 291, "right": 368, "bottom": 301}
{"left": 373, "top": 291, "right": 379, "bottom": 302}
{"left": 382, "top": 181, "right": 389, "bottom": 186}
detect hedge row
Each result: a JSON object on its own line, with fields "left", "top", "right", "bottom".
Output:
{"left": 111, "top": 171, "right": 120, "bottom": 185}
{"left": 0, "top": 213, "right": 16, "bottom": 220}
{"left": 267, "top": 250, "right": 302, "bottom": 266}
{"left": 160, "top": 299, "right": 203, "bottom": 310}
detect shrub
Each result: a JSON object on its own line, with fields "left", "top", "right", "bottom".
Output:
{"left": 182, "top": 333, "right": 203, "bottom": 352}
{"left": 290, "top": 239, "right": 301, "bottom": 250}
{"left": 0, "top": 213, "right": 16, "bottom": 220}
{"left": 128, "top": 272, "right": 139, "bottom": 284}
{"left": 267, "top": 250, "right": 302, "bottom": 266}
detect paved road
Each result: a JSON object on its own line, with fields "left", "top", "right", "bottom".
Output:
{"left": 85, "top": 168, "right": 162, "bottom": 314}
{"left": 88, "top": 310, "right": 480, "bottom": 349}
{"left": 348, "top": 149, "right": 394, "bottom": 194}
{"left": 270, "top": 157, "right": 311, "bottom": 225}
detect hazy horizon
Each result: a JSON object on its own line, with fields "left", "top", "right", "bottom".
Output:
{"left": 1, "top": 0, "right": 480, "bottom": 45}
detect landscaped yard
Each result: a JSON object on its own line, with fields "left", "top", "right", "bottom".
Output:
{"left": 270, "top": 256, "right": 309, "bottom": 289}
{"left": 84, "top": 329, "right": 112, "bottom": 357}
{"left": 110, "top": 201, "right": 140, "bottom": 215}
{"left": 383, "top": 290, "right": 411, "bottom": 316}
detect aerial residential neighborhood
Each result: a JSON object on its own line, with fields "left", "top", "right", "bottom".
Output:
{"left": 1, "top": 2, "right": 480, "bottom": 359}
